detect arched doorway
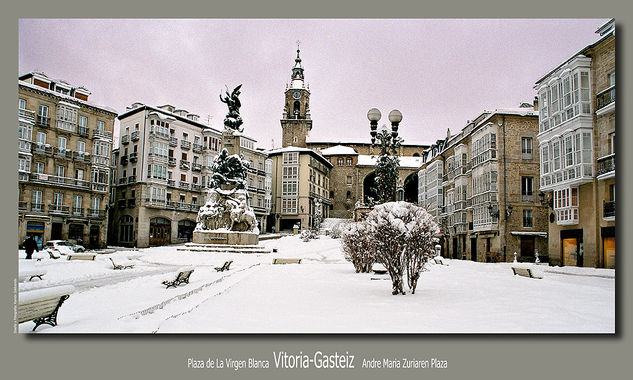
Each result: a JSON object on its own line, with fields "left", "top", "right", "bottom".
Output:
{"left": 403, "top": 172, "right": 419, "bottom": 203}
{"left": 149, "top": 217, "right": 171, "bottom": 246}
{"left": 178, "top": 219, "right": 196, "bottom": 242}
{"left": 363, "top": 172, "right": 378, "bottom": 204}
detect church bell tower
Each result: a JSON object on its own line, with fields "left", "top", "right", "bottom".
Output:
{"left": 281, "top": 43, "right": 312, "bottom": 148}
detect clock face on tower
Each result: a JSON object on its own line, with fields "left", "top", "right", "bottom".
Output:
{"left": 292, "top": 91, "right": 302, "bottom": 99}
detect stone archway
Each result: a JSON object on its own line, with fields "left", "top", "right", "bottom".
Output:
{"left": 403, "top": 172, "right": 418, "bottom": 203}
{"left": 363, "top": 171, "right": 378, "bottom": 204}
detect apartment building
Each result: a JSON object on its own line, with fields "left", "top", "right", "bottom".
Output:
{"left": 111, "top": 103, "right": 222, "bottom": 247}
{"left": 418, "top": 105, "right": 547, "bottom": 262}
{"left": 534, "top": 19, "right": 615, "bottom": 268}
{"left": 17, "top": 72, "right": 117, "bottom": 249}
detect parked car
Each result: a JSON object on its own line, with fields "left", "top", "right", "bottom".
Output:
{"left": 44, "top": 240, "right": 85, "bottom": 255}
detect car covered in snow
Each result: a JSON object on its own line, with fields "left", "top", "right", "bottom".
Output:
{"left": 44, "top": 240, "right": 85, "bottom": 255}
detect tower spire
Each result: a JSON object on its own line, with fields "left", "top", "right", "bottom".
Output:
{"left": 291, "top": 40, "right": 305, "bottom": 87}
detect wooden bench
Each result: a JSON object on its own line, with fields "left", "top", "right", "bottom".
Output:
{"left": 162, "top": 268, "right": 195, "bottom": 289}
{"left": 18, "top": 269, "right": 47, "bottom": 282}
{"left": 109, "top": 257, "right": 135, "bottom": 270}
{"left": 67, "top": 253, "right": 97, "bottom": 261}
{"left": 434, "top": 257, "right": 449, "bottom": 266}
{"left": 511, "top": 266, "right": 543, "bottom": 279}
{"left": 19, "top": 285, "right": 74, "bottom": 331}
{"left": 214, "top": 260, "right": 233, "bottom": 272}
{"left": 273, "top": 258, "right": 302, "bottom": 264}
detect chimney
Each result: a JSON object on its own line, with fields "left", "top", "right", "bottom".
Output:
{"left": 533, "top": 96, "right": 539, "bottom": 111}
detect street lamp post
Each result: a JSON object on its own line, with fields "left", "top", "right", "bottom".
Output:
{"left": 367, "top": 108, "right": 403, "bottom": 204}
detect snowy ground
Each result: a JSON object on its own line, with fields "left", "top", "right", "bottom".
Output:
{"left": 17, "top": 235, "right": 615, "bottom": 333}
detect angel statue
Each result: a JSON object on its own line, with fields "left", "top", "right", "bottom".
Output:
{"left": 220, "top": 84, "right": 244, "bottom": 132}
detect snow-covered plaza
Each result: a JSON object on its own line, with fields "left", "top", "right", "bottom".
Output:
{"left": 17, "top": 235, "right": 615, "bottom": 333}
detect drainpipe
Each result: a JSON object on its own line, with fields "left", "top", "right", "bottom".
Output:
{"left": 501, "top": 115, "right": 507, "bottom": 262}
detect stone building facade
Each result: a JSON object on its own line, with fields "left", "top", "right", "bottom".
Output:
{"left": 18, "top": 72, "right": 116, "bottom": 249}
{"left": 534, "top": 19, "right": 615, "bottom": 268}
{"left": 418, "top": 106, "right": 547, "bottom": 263}
{"left": 272, "top": 47, "right": 428, "bottom": 223}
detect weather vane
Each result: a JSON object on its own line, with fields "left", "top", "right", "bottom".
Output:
{"left": 296, "top": 39, "right": 301, "bottom": 50}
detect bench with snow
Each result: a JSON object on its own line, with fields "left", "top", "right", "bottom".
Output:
{"left": 67, "top": 253, "right": 97, "bottom": 261}
{"left": 18, "top": 269, "right": 47, "bottom": 282}
{"left": 18, "top": 285, "right": 74, "bottom": 331}
{"left": 434, "top": 257, "right": 449, "bottom": 266}
{"left": 109, "top": 257, "right": 134, "bottom": 270}
{"left": 511, "top": 266, "right": 543, "bottom": 279}
{"left": 215, "top": 260, "right": 233, "bottom": 272}
{"left": 162, "top": 268, "right": 195, "bottom": 289}
{"left": 273, "top": 258, "right": 302, "bottom": 264}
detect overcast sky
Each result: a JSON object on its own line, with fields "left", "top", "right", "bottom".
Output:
{"left": 18, "top": 19, "right": 608, "bottom": 149}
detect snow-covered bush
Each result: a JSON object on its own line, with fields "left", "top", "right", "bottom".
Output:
{"left": 300, "top": 229, "right": 320, "bottom": 242}
{"left": 341, "top": 222, "right": 374, "bottom": 273}
{"left": 329, "top": 220, "right": 349, "bottom": 239}
{"left": 365, "top": 202, "right": 439, "bottom": 295}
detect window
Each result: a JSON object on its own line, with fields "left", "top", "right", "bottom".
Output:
{"left": 56, "top": 103, "right": 78, "bottom": 132}
{"left": 32, "top": 190, "right": 42, "bottom": 208}
{"left": 346, "top": 191, "right": 351, "bottom": 200}
{"left": 77, "top": 140, "right": 86, "bottom": 153}
{"left": 53, "top": 193, "right": 63, "bottom": 207}
{"left": 56, "top": 165, "right": 65, "bottom": 178}
{"left": 523, "top": 209, "right": 533, "bottom": 228}
{"left": 346, "top": 176, "right": 352, "bottom": 185}
{"left": 18, "top": 157, "right": 30, "bottom": 172}
{"left": 18, "top": 98, "right": 26, "bottom": 110}
{"left": 608, "top": 132, "right": 615, "bottom": 155}
{"left": 283, "top": 152, "right": 299, "bottom": 165}
{"left": 521, "top": 137, "right": 532, "bottom": 156}
{"left": 58, "top": 136, "right": 67, "bottom": 151}
{"left": 553, "top": 187, "right": 579, "bottom": 224}
{"left": 79, "top": 115, "right": 87, "bottom": 131}
{"left": 97, "top": 120, "right": 105, "bottom": 132}
{"left": 38, "top": 104, "right": 48, "bottom": 118}
{"left": 74, "top": 195, "right": 83, "bottom": 212}
{"left": 36, "top": 132, "right": 47, "bottom": 145}
{"left": 76, "top": 169, "right": 84, "bottom": 181}
{"left": 346, "top": 158, "right": 353, "bottom": 166}
{"left": 34, "top": 161, "right": 44, "bottom": 174}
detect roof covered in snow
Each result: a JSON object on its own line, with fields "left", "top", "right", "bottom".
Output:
{"left": 320, "top": 145, "right": 358, "bottom": 156}
{"left": 357, "top": 155, "right": 425, "bottom": 169}
{"left": 267, "top": 146, "right": 333, "bottom": 168}
{"left": 117, "top": 104, "right": 222, "bottom": 134}
{"left": 18, "top": 81, "right": 118, "bottom": 115}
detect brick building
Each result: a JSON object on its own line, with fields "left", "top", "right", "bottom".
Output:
{"left": 418, "top": 105, "right": 547, "bottom": 262}
{"left": 18, "top": 72, "right": 117, "bottom": 249}
{"left": 534, "top": 19, "right": 615, "bottom": 268}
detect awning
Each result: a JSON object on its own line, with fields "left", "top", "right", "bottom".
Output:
{"left": 511, "top": 231, "right": 548, "bottom": 238}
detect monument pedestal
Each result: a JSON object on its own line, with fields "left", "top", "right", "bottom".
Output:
{"left": 193, "top": 230, "right": 259, "bottom": 246}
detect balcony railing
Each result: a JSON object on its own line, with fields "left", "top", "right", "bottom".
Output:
{"left": 31, "top": 202, "right": 45, "bottom": 212}
{"left": 49, "top": 204, "right": 70, "bottom": 215}
{"left": 131, "top": 131, "right": 139, "bottom": 141}
{"left": 92, "top": 183, "right": 108, "bottom": 192}
{"left": 18, "top": 201, "right": 27, "bottom": 211}
{"left": 118, "top": 177, "right": 127, "bottom": 185}
{"left": 32, "top": 144, "right": 53, "bottom": 155}
{"left": 128, "top": 175, "right": 136, "bottom": 184}
{"left": 129, "top": 152, "right": 138, "bottom": 162}
{"left": 92, "top": 129, "right": 113, "bottom": 140}
{"left": 596, "top": 85, "right": 615, "bottom": 112}
{"left": 121, "top": 134, "right": 129, "bottom": 144}
{"left": 29, "top": 173, "right": 90, "bottom": 189}
{"left": 192, "top": 163, "right": 202, "bottom": 171}
{"left": 36, "top": 115, "right": 50, "bottom": 127}
{"left": 180, "top": 160, "right": 190, "bottom": 170}
{"left": 181, "top": 140, "right": 191, "bottom": 149}
{"left": 192, "top": 184, "right": 201, "bottom": 192}
{"left": 169, "top": 137, "right": 178, "bottom": 146}
{"left": 18, "top": 171, "right": 30, "bottom": 182}
{"left": 179, "top": 181, "right": 190, "bottom": 190}
{"left": 168, "top": 157, "right": 177, "bottom": 167}
{"left": 193, "top": 143, "right": 203, "bottom": 153}
{"left": 77, "top": 126, "right": 89, "bottom": 137}
{"left": 604, "top": 200, "right": 615, "bottom": 219}
{"left": 118, "top": 200, "right": 127, "bottom": 209}
{"left": 120, "top": 155, "right": 128, "bottom": 165}
{"left": 167, "top": 179, "right": 175, "bottom": 187}
{"left": 54, "top": 148, "right": 73, "bottom": 160}
{"left": 127, "top": 199, "right": 136, "bottom": 208}
{"left": 596, "top": 154, "right": 615, "bottom": 177}
{"left": 521, "top": 194, "right": 534, "bottom": 203}
{"left": 73, "top": 151, "right": 90, "bottom": 163}
{"left": 72, "top": 207, "right": 84, "bottom": 216}
{"left": 88, "top": 209, "right": 106, "bottom": 218}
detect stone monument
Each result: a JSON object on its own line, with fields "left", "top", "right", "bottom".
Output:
{"left": 189, "top": 85, "right": 262, "bottom": 249}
